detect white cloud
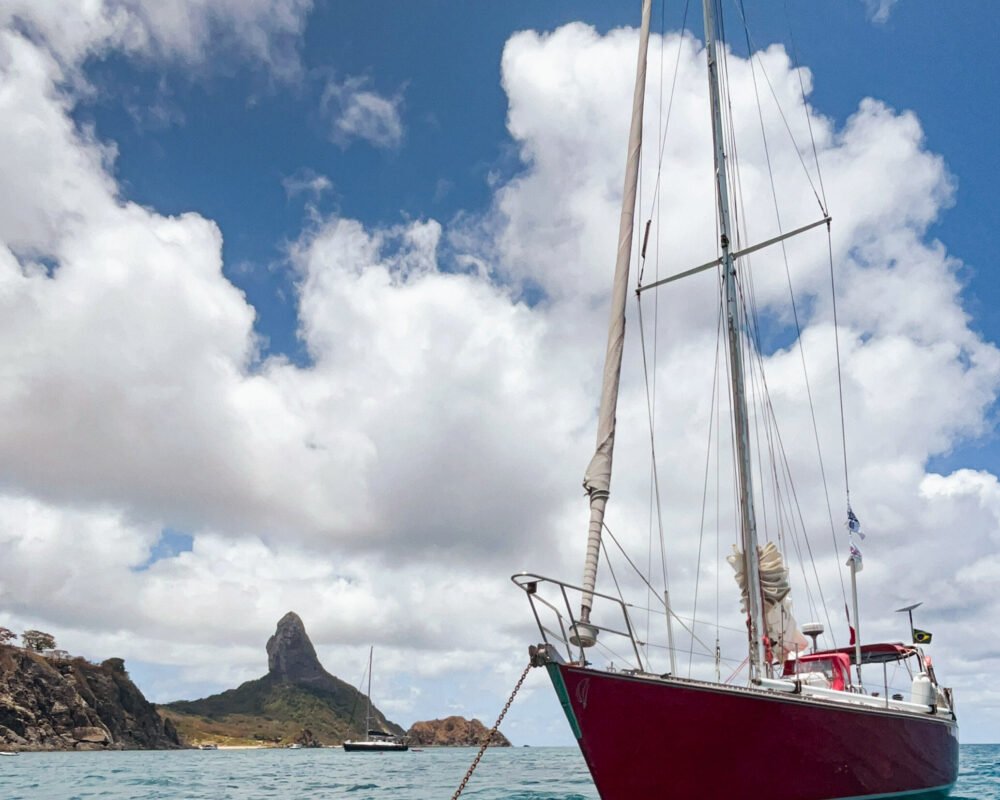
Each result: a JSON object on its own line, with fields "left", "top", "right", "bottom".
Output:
{"left": 0, "top": 13, "right": 997, "bottom": 744}
{"left": 282, "top": 169, "right": 333, "bottom": 200}
{"left": 321, "top": 76, "right": 404, "bottom": 150}
{"left": 478, "top": 22, "right": 1000, "bottom": 735}
{"left": 864, "top": 0, "right": 900, "bottom": 24}
{"left": 0, "top": 0, "right": 312, "bottom": 74}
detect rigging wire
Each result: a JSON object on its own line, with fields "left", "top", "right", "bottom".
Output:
{"left": 776, "top": 1, "right": 854, "bottom": 637}
{"left": 603, "top": 522, "right": 713, "bottom": 658}
{"left": 774, "top": 2, "right": 851, "bottom": 534}
{"left": 625, "top": 0, "right": 855, "bottom": 676}
{"left": 728, "top": 0, "right": 827, "bottom": 216}
{"left": 636, "top": 0, "right": 692, "bottom": 288}
{"left": 637, "top": 295, "right": 671, "bottom": 665}
{"left": 689, "top": 300, "right": 725, "bottom": 677}
{"left": 707, "top": 2, "right": 744, "bottom": 567}
{"left": 638, "top": 0, "right": 656, "bottom": 668}
{"left": 637, "top": 105, "right": 653, "bottom": 668}
{"left": 714, "top": 0, "right": 781, "bottom": 661}
{"left": 639, "top": 638, "right": 748, "bottom": 667}
{"left": 599, "top": 537, "right": 629, "bottom": 629}
{"left": 737, "top": 0, "right": 849, "bottom": 616}
{"left": 716, "top": 0, "right": 853, "bottom": 650}
{"left": 627, "top": 603, "right": 751, "bottom": 637}
{"left": 734, "top": 216, "right": 839, "bottom": 641}
{"left": 827, "top": 229, "right": 851, "bottom": 504}
{"left": 715, "top": 316, "right": 723, "bottom": 679}
{"left": 636, "top": 0, "right": 696, "bottom": 675}
{"left": 766, "top": 370, "right": 838, "bottom": 640}
{"left": 782, "top": 0, "right": 829, "bottom": 210}
{"left": 720, "top": 4, "right": 844, "bottom": 635}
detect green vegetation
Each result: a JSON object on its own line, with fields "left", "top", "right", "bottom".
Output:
{"left": 162, "top": 673, "right": 399, "bottom": 747}
{"left": 21, "top": 630, "right": 56, "bottom": 652}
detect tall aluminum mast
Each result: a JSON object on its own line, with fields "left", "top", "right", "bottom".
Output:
{"left": 701, "top": 0, "right": 766, "bottom": 680}
{"left": 364, "top": 646, "right": 373, "bottom": 739}
{"left": 576, "top": 0, "right": 652, "bottom": 643}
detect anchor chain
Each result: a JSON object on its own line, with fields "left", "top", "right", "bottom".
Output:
{"left": 450, "top": 662, "right": 533, "bottom": 800}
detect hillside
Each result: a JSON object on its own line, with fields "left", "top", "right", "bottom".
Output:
{"left": 163, "top": 612, "right": 403, "bottom": 746}
{"left": 0, "top": 645, "right": 182, "bottom": 751}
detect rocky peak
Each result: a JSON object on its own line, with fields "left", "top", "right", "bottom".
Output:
{"left": 266, "top": 612, "right": 324, "bottom": 684}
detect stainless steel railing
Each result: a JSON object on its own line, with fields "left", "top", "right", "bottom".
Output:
{"left": 511, "top": 572, "right": 648, "bottom": 671}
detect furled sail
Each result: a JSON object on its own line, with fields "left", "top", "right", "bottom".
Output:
{"left": 577, "top": 0, "right": 652, "bottom": 626}
{"left": 728, "top": 543, "right": 808, "bottom": 659}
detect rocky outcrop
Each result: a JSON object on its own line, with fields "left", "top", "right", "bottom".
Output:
{"left": 266, "top": 612, "right": 326, "bottom": 685}
{"left": 0, "top": 645, "right": 182, "bottom": 751}
{"left": 293, "top": 727, "right": 322, "bottom": 748}
{"left": 406, "top": 716, "right": 511, "bottom": 747}
{"left": 165, "top": 612, "right": 403, "bottom": 746}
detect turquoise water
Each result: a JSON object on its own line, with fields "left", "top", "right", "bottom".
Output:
{"left": 0, "top": 745, "right": 996, "bottom": 799}
{"left": 956, "top": 745, "right": 1000, "bottom": 800}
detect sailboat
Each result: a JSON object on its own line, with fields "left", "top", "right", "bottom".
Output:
{"left": 342, "top": 647, "right": 409, "bottom": 752}
{"left": 514, "top": 1, "right": 959, "bottom": 798}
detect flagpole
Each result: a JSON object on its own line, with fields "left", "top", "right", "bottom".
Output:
{"left": 849, "top": 560, "right": 862, "bottom": 688}
{"left": 895, "top": 602, "right": 924, "bottom": 646}
{"left": 846, "top": 506, "right": 864, "bottom": 687}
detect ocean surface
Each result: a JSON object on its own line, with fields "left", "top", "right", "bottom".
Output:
{"left": 0, "top": 744, "right": 997, "bottom": 799}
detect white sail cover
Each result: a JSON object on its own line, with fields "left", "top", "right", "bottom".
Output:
{"left": 578, "top": 0, "right": 652, "bottom": 619}
{"left": 728, "top": 543, "right": 808, "bottom": 660}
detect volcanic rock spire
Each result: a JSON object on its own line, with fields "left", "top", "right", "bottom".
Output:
{"left": 266, "top": 611, "right": 325, "bottom": 684}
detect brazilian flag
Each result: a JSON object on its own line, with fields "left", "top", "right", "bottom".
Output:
{"left": 913, "top": 629, "right": 933, "bottom": 644}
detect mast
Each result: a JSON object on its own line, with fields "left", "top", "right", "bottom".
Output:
{"left": 365, "top": 646, "right": 373, "bottom": 741}
{"left": 578, "top": 0, "right": 653, "bottom": 640}
{"left": 701, "top": 0, "right": 766, "bottom": 679}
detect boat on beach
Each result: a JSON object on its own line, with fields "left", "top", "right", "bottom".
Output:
{"left": 515, "top": 1, "right": 958, "bottom": 798}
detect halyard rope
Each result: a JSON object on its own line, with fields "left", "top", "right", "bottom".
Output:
{"left": 450, "top": 662, "right": 533, "bottom": 799}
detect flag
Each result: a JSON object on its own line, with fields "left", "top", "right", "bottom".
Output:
{"left": 846, "top": 542, "right": 863, "bottom": 572}
{"left": 913, "top": 629, "right": 933, "bottom": 644}
{"left": 845, "top": 603, "right": 856, "bottom": 646}
{"left": 847, "top": 507, "right": 866, "bottom": 539}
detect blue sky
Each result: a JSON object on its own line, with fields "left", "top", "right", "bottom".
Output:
{"left": 71, "top": 1, "right": 999, "bottom": 363}
{"left": 1, "top": 0, "right": 999, "bottom": 748}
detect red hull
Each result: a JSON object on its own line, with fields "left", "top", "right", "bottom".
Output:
{"left": 549, "top": 664, "right": 958, "bottom": 800}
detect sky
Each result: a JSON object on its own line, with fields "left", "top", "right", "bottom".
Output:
{"left": 0, "top": 0, "right": 998, "bottom": 750}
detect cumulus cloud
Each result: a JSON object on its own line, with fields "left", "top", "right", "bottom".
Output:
{"left": 476, "top": 22, "right": 999, "bottom": 730}
{"left": 321, "top": 76, "right": 405, "bottom": 149}
{"left": 0, "top": 11, "right": 997, "bottom": 741}
{"left": 0, "top": 0, "right": 312, "bottom": 74}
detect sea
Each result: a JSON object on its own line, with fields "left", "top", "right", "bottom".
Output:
{"left": 0, "top": 744, "right": 997, "bottom": 799}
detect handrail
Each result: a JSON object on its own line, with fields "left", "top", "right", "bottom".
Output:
{"left": 512, "top": 573, "right": 647, "bottom": 670}
{"left": 513, "top": 574, "right": 954, "bottom": 720}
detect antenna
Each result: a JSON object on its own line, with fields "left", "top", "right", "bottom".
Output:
{"left": 801, "top": 622, "right": 824, "bottom": 652}
{"left": 895, "top": 602, "right": 922, "bottom": 644}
